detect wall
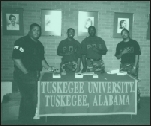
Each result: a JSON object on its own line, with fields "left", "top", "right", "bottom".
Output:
{"left": 1, "top": 1, "right": 150, "bottom": 96}
{"left": 1, "top": 82, "right": 12, "bottom": 103}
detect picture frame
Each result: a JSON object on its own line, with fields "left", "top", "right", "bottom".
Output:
{"left": 113, "top": 12, "right": 133, "bottom": 38}
{"left": 2, "top": 8, "right": 24, "bottom": 35}
{"left": 147, "top": 14, "right": 150, "bottom": 40}
{"left": 41, "top": 10, "right": 62, "bottom": 36}
{"left": 78, "top": 11, "right": 98, "bottom": 36}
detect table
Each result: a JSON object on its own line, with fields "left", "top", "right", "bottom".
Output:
{"left": 36, "top": 72, "right": 137, "bottom": 118}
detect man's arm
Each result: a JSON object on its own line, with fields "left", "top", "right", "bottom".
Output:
{"left": 12, "top": 38, "right": 28, "bottom": 74}
{"left": 42, "top": 59, "right": 50, "bottom": 69}
{"left": 81, "top": 55, "right": 87, "bottom": 71}
{"left": 42, "top": 60, "right": 54, "bottom": 71}
{"left": 75, "top": 58, "right": 81, "bottom": 73}
{"left": 115, "top": 43, "right": 122, "bottom": 60}
{"left": 75, "top": 41, "right": 82, "bottom": 72}
{"left": 115, "top": 48, "right": 130, "bottom": 59}
{"left": 80, "top": 39, "right": 87, "bottom": 72}
{"left": 133, "top": 41, "right": 141, "bottom": 68}
{"left": 116, "top": 53, "right": 123, "bottom": 59}
{"left": 57, "top": 41, "right": 70, "bottom": 56}
{"left": 99, "top": 40, "right": 108, "bottom": 55}
{"left": 131, "top": 55, "right": 139, "bottom": 74}
{"left": 13, "top": 59, "right": 28, "bottom": 74}
{"left": 131, "top": 41, "right": 141, "bottom": 75}
{"left": 42, "top": 59, "right": 55, "bottom": 71}
{"left": 134, "top": 55, "right": 139, "bottom": 68}
{"left": 93, "top": 39, "right": 108, "bottom": 55}
{"left": 77, "top": 58, "right": 81, "bottom": 69}
{"left": 41, "top": 44, "right": 54, "bottom": 71}
{"left": 116, "top": 48, "right": 130, "bottom": 59}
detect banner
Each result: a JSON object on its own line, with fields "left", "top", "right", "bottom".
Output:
{"left": 37, "top": 81, "right": 137, "bottom": 116}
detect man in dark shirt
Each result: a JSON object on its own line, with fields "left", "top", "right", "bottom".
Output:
{"left": 115, "top": 28, "right": 141, "bottom": 109}
{"left": 12, "top": 23, "right": 53, "bottom": 124}
{"left": 57, "top": 28, "right": 81, "bottom": 74}
{"left": 81, "top": 26, "right": 108, "bottom": 73}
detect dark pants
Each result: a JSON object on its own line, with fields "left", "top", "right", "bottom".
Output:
{"left": 13, "top": 70, "right": 39, "bottom": 123}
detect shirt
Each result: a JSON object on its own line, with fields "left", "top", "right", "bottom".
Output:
{"left": 12, "top": 35, "right": 45, "bottom": 72}
{"left": 57, "top": 38, "right": 81, "bottom": 63}
{"left": 115, "top": 39, "right": 141, "bottom": 63}
{"left": 81, "top": 36, "right": 108, "bottom": 60}
{"left": 7, "top": 23, "right": 19, "bottom": 30}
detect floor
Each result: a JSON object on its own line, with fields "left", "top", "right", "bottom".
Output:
{"left": 1, "top": 97, "right": 150, "bottom": 125}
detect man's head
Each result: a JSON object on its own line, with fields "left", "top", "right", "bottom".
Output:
{"left": 67, "top": 28, "right": 75, "bottom": 39}
{"left": 29, "top": 23, "right": 41, "bottom": 40}
{"left": 88, "top": 26, "right": 96, "bottom": 37}
{"left": 121, "top": 28, "right": 130, "bottom": 39}
{"left": 9, "top": 14, "right": 16, "bottom": 25}
{"left": 120, "top": 20, "right": 126, "bottom": 29}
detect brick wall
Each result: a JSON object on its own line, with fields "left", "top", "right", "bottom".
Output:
{"left": 1, "top": 1, "right": 150, "bottom": 96}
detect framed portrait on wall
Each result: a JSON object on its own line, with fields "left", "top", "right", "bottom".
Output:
{"left": 78, "top": 11, "right": 98, "bottom": 36}
{"left": 113, "top": 12, "right": 133, "bottom": 38}
{"left": 2, "top": 8, "right": 24, "bottom": 35}
{"left": 41, "top": 10, "right": 62, "bottom": 36}
{"left": 147, "top": 14, "right": 150, "bottom": 40}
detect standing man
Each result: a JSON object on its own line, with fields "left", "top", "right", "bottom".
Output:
{"left": 81, "top": 26, "right": 108, "bottom": 73}
{"left": 114, "top": 28, "right": 141, "bottom": 109}
{"left": 57, "top": 28, "right": 81, "bottom": 74}
{"left": 12, "top": 23, "right": 53, "bottom": 124}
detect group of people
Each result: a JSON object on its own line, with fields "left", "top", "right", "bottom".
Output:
{"left": 57, "top": 26, "right": 108, "bottom": 74}
{"left": 12, "top": 23, "right": 141, "bottom": 124}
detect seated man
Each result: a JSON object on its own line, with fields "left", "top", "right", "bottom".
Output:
{"left": 81, "top": 26, "right": 108, "bottom": 73}
{"left": 57, "top": 28, "right": 81, "bottom": 74}
{"left": 115, "top": 28, "right": 141, "bottom": 109}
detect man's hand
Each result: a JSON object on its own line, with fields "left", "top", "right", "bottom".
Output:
{"left": 116, "top": 48, "right": 129, "bottom": 59}
{"left": 47, "top": 66, "right": 55, "bottom": 72}
{"left": 13, "top": 59, "right": 28, "bottom": 75}
{"left": 81, "top": 68, "right": 87, "bottom": 73}
{"left": 23, "top": 71, "right": 28, "bottom": 74}
{"left": 75, "top": 66, "right": 81, "bottom": 73}
{"left": 131, "top": 66, "right": 136, "bottom": 75}
{"left": 92, "top": 47, "right": 100, "bottom": 53}
{"left": 121, "top": 48, "right": 131, "bottom": 55}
